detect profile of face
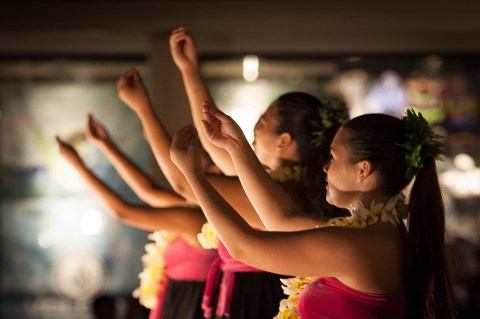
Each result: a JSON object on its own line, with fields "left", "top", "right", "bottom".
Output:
{"left": 323, "top": 128, "right": 361, "bottom": 209}
{"left": 252, "top": 106, "right": 283, "bottom": 170}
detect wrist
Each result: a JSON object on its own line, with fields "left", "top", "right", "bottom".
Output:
{"left": 228, "top": 138, "right": 251, "bottom": 157}
{"left": 179, "top": 63, "right": 199, "bottom": 74}
{"left": 136, "top": 104, "right": 156, "bottom": 119}
{"left": 183, "top": 167, "right": 204, "bottom": 182}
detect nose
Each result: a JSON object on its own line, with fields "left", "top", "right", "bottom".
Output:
{"left": 323, "top": 161, "right": 330, "bottom": 173}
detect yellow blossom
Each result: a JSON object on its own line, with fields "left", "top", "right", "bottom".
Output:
{"left": 132, "top": 231, "right": 175, "bottom": 309}
{"left": 197, "top": 222, "right": 218, "bottom": 249}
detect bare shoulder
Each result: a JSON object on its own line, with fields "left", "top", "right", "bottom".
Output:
{"left": 332, "top": 223, "right": 405, "bottom": 294}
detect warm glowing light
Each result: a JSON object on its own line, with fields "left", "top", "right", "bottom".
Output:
{"left": 54, "top": 158, "right": 87, "bottom": 192}
{"left": 38, "top": 231, "right": 54, "bottom": 248}
{"left": 442, "top": 153, "right": 480, "bottom": 197}
{"left": 453, "top": 153, "right": 475, "bottom": 171}
{"left": 80, "top": 209, "right": 104, "bottom": 235}
{"left": 243, "top": 55, "right": 259, "bottom": 82}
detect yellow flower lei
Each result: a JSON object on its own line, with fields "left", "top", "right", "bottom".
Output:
{"left": 275, "top": 277, "right": 315, "bottom": 319}
{"left": 197, "top": 222, "right": 219, "bottom": 249}
{"left": 132, "top": 230, "right": 176, "bottom": 309}
{"left": 328, "top": 195, "right": 408, "bottom": 229}
{"left": 197, "top": 165, "right": 303, "bottom": 250}
{"left": 274, "top": 195, "right": 408, "bottom": 319}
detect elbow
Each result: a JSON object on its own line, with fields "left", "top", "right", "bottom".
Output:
{"left": 225, "top": 243, "right": 247, "bottom": 263}
{"left": 107, "top": 207, "right": 123, "bottom": 221}
{"left": 171, "top": 181, "right": 193, "bottom": 200}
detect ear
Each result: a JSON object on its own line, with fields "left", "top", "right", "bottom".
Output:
{"left": 277, "top": 132, "right": 293, "bottom": 149}
{"left": 357, "top": 160, "right": 373, "bottom": 182}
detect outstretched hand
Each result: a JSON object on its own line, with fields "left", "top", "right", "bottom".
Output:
{"left": 85, "top": 113, "right": 111, "bottom": 147}
{"left": 201, "top": 101, "right": 246, "bottom": 152}
{"left": 170, "top": 125, "right": 202, "bottom": 176}
{"left": 170, "top": 26, "right": 198, "bottom": 71}
{"left": 117, "top": 68, "right": 151, "bottom": 113}
{"left": 56, "top": 136, "right": 83, "bottom": 166}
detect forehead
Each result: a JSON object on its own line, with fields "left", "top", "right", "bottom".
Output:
{"left": 331, "top": 128, "right": 349, "bottom": 153}
{"left": 256, "top": 105, "right": 278, "bottom": 126}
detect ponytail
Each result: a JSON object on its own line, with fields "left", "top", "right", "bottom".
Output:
{"left": 407, "top": 158, "right": 455, "bottom": 319}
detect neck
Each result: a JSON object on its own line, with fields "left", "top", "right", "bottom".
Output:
{"left": 348, "top": 191, "right": 393, "bottom": 212}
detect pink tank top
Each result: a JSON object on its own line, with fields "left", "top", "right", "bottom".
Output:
{"left": 149, "top": 237, "right": 218, "bottom": 319}
{"left": 299, "top": 277, "right": 406, "bottom": 319}
{"left": 202, "top": 240, "right": 262, "bottom": 318}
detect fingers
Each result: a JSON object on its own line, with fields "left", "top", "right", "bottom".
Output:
{"left": 170, "top": 25, "right": 192, "bottom": 46}
{"left": 202, "top": 100, "right": 231, "bottom": 123}
{"left": 118, "top": 67, "right": 141, "bottom": 88}
{"left": 173, "top": 125, "right": 197, "bottom": 150}
{"left": 171, "top": 25, "right": 188, "bottom": 40}
{"left": 201, "top": 119, "right": 213, "bottom": 139}
{"left": 55, "top": 135, "right": 74, "bottom": 156}
{"left": 202, "top": 100, "right": 217, "bottom": 124}
{"left": 55, "top": 135, "right": 65, "bottom": 149}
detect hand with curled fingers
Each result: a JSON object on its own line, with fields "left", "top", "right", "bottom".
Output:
{"left": 85, "top": 113, "right": 112, "bottom": 148}
{"left": 56, "top": 136, "right": 83, "bottom": 167}
{"left": 169, "top": 25, "right": 198, "bottom": 72}
{"left": 170, "top": 125, "right": 203, "bottom": 176}
{"left": 117, "top": 68, "right": 151, "bottom": 114}
{"left": 201, "top": 101, "right": 247, "bottom": 152}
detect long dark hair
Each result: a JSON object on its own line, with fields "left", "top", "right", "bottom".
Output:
{"left": 270, "top": 92, "right": 348, "bottom": 218}
{"left": 343, "top": 113, "right": 455, "bottom": 319}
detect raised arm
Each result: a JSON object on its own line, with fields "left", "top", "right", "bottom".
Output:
{"left": 170, "top": 26, "right": 236, "bottom": 175}
{"left": 201, "top": 102, "right": 330, "bottom": 231}
{"left": 116, "top": 68, "right": 196, "bottom": 200}
{"left": 169, "top": 126, "right": 352, "bottom": 277}
{"left": 117, "top": 68, "right": 266, "bottom": 229}
{"left": 56, "top": 137, "right": 206, "bottom": 244}
{"left": 85, "top": 113, "right": 185, "bottom": 207}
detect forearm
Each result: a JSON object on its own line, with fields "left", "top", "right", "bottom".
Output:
{"left": 70, "top": 160, "right": 131, "bottom": 219}
{"left": 180, "top": 67, "right": 236, "bottom": 175}
{"left": 229, "top": 141, "right": 325, "bottom": 230}
{"left": 184, "top": 170, "right": 253, "bottom": 255}
{"left": 72, "top": 161, "right": 204, "bottom": 238}
{"left": 135, "top": 106, "right": 198, "bottom": 202}
{"left": 99, "top": 139, "right": 185, "bottom": 207}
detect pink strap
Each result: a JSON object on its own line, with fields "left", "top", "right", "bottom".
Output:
{"left": 202, "top": 258, "right": 262, "bottom": 318}
{"left": 202, "top": 258, "right": 223, "bottom": 318}
{"left": 149, "top": 276, "right": 170, "bottom": 319}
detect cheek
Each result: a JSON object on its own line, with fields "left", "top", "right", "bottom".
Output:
{"left": 327, "top": 165, "right": 356, "bottom": 192}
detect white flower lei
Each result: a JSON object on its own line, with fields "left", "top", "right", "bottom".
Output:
{"left": 132, "top": 230, "right": 176, "bottom": 309}
{"left": 274, "top": 195, "right": 408, "bottom": 319}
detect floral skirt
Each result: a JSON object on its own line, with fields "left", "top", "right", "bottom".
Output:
{"left": 159, "top": 279, "right": 206, "bottom": 319}
{"left": 210, "top": 272, "right": 286, "bottom": 319}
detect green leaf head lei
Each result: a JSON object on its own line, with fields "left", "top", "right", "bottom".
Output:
{"left": 401, "top": 108, "right": 444, "bottom": 180}
{"left": 310, "top": 99, "right": 349, "bottom": 147}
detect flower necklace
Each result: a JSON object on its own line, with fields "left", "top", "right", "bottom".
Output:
{"left": 328, "top": 195, "right": 408, "bottom": 229}
{"left": 274, "top": 195, "right": 408, "bottom": 319}
{"left": 198, "top": 165, "right": 303, "bottom": 250}
{"left": 132, "top": 230, "right": 176, "bottom": 309}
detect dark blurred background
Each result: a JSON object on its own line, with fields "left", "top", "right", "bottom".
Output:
{"left": 1, "top": 1, "right": 479, "bottom": 318}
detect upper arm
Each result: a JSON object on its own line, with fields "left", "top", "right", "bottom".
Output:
{"left": 226, "top": 227, "right": 358, "bottom": 278}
